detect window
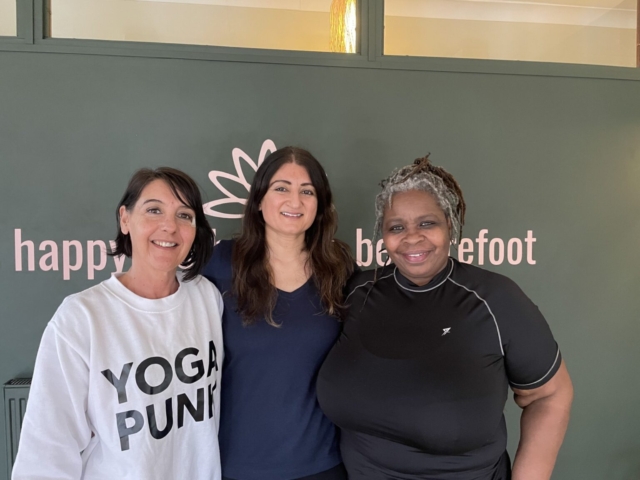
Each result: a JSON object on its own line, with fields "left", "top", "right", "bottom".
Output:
{"left": 49, "top": 0, "right": 359, "bottom": 53}
{"left": 384, "top": 0, "right": 637, "bottom": 67}
{"left": 0, "top": 0, "right": 17, "bottom": 36}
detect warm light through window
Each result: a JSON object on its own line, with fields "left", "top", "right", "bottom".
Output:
{"left": 384, "top": 0, "right": 637, "bottom": 67}
{"left": 48, "top": 0, "right": 359, "bottom": 53}
{"left": 330, "top": 0, "right": 357, "bottom": 53}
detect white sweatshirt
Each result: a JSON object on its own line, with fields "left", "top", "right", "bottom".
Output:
{"left": 12, "top": 273, "right": 224, "bottom": 480}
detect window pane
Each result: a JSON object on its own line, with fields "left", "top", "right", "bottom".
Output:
{"left": 0, "top": 0, "right": 17, "bottom": 36}
{"left": 50, "top": 0, "right": 359, "bottom": 53}
{"left": 384, "top": 0, "right": 637, "bottom": 67}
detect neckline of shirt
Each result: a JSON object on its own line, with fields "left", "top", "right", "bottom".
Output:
{"left": 393, "top": 258, "right": 455, "bottom": 293}
{"left": 277, "top": 277, "right": 313, "bottom": 298}
{"left": 102, "top": 272, "right": 189, "bottom": 313}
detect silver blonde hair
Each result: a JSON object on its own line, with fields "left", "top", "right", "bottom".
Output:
{"left": 374, "top": 155, "right": 466, "bottom": 244}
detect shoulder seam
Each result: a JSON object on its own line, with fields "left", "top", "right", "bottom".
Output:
{"left": 346, "top": 272, "right": 394, "bottom": 302}
{"left": 447, "top": 277, "right": 505, "bottom": 356}
{"left": 48, "top": 322, "right": 88, "bottom": 363}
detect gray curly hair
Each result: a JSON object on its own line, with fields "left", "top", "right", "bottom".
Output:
{"left": 374, "top": 154, "right": 466, "bottom": 244}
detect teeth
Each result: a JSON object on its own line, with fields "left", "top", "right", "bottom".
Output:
{"left": 281, "top": 212, "right": 302, "bottom": 217}
{"left": 153, "top": 241, "right": 177, "bottom": 247}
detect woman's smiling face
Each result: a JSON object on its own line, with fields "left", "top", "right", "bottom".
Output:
{"left": 382, "top": 189, "right": 451, "bottom": 286}
{"left": 259, "top": 162, "right": 318, "bottom": 241}
{"left": 119, "top": 179, "right": 197, "bottom": 278}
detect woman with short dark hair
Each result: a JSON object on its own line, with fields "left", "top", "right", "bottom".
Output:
{"left": 111, "top": 167, "right": 215, "bottom": 280}
{"left": 13, "top": 167, "right": 224, "bottom": 480}
{"left": 318, "top": 155, "right": 573, "bottom": 480}
{"left": 203, "top": 146, "right": 354, "bottom": 480}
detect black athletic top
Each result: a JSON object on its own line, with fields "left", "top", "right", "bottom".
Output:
{"left": 317, "top": 258, "right": 561, "bottom": 480}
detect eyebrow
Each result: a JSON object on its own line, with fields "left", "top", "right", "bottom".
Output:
{"left": 269, "top": 179, "right": 315, "bottom": 187}
{"left": 141, "top": 198, "right": 194, "bottom": 210}
{"left": 384, "top": 214, "right": 439, "bottom": 223}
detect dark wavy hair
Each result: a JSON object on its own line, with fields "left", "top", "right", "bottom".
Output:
{"left": 232, "top": 146, "right": 354, "bottom": 326}
{"left": 111, "top": 167, "right": 214, "bottom": 281}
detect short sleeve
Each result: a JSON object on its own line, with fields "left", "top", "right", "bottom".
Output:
{"left": 486, "top": 277, "right": 561, "bottom": 390}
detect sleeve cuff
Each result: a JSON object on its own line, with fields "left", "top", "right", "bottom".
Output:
{"left": 509, "top": 347, "right": 562, "bottom": 390}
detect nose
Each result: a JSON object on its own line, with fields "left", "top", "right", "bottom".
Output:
{"left": 403, "top": 228, "right": 425, "bottom": 245}
{"left": 161, "top": 214, "right": 178, "bottom": 232}
{"left": 288, "top": 191, "right": 302, "bottom": 208}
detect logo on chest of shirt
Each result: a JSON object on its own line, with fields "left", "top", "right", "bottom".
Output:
{"left": 442, "top": 328, "right": 452, "bottom": 336}
{"left": 101, "top": 341, "right": 219, "bottom": 452}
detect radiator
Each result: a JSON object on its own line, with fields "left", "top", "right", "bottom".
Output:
{"left": 4, "top": 378, "right": 31, "bottom": 479}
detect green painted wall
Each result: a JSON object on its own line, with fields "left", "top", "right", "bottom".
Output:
{"left": 1, "top": 50, "right": 639, "bottom": 479}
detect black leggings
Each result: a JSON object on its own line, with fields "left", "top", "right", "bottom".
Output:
{"left": 223, "top": 463, "right": 348, "bottom": 480}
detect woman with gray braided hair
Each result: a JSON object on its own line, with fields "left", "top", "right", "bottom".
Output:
{"left": 317, "top": 155, "right": 573, "bottom": 480}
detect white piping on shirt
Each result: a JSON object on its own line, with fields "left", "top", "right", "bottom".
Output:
{"left": 346, "top": 272, "right": 394, "bottom": 302}
{"left": 510, "top": 347, "right": 561, "bottom": 388}
{"left": 446, "top": 277, "right": 505, "bottom": 357}
{"left": 349, "top": 265, "right": 560, "bottom": 388}
{"left": 393, "top": 259, "right": 455, "bottom": 293}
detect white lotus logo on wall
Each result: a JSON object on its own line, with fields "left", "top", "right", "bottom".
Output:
{"left": 204, "top": 139, "right": 277, "bottom": 219}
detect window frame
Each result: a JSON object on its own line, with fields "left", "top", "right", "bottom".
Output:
{"left": 0, "top": 0, "right": 638, "bottom": 82}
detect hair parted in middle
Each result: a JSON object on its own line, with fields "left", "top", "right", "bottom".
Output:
{"left": 375, "top": 153, "right": 467, "bottom": 244}
{"left": 232, "top": 146, "right": 354, "bottom": 326}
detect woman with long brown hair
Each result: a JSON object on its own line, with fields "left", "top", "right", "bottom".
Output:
{"left": 203, "top": 146, "right": 354, "bottom": 480}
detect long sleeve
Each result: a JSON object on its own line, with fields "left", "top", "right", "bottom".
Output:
{"left": 12, "top": 323, "right": 92, "bottom": 480}
{"left": 13, "top": 274, "right": 223, "bottom": 480}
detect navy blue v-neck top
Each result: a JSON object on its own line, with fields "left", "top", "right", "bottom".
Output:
{"left": 203, "top": 240, "right": 342, "bottom": 480}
